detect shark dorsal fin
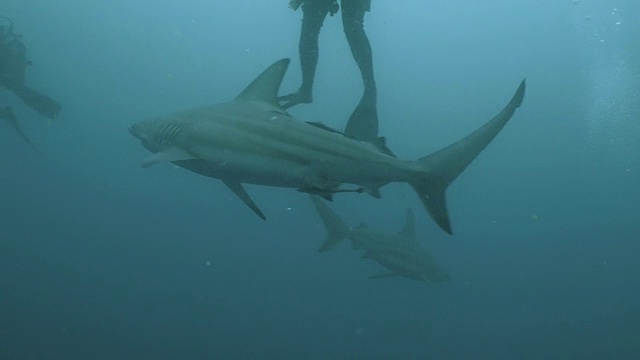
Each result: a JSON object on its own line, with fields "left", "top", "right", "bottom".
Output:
{"left": 398, "top": 208, "right": 416, "bottom": 239}
{"left": 235, "top": 58, "right": 290, "bottom": 109}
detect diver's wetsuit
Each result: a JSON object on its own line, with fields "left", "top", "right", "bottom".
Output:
{"left": 280, "top": 0, "right": 378, "bottom": 141}
{"left": 1, "top": 18, "right": 61, "bottom": 120}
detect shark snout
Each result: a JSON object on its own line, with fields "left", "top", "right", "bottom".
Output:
{"left": 129, "top": 124, "right": 145, "bottom": 141}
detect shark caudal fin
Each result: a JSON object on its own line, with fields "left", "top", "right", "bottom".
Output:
{"left": 309, "top": 195, "right": 351, "bottom": 252}
{"left": 410, "top": 80, "right": 526, "bottom": 234}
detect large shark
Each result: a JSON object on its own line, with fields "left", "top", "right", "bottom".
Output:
{"left": 129, "top": 58, "right": 525, "bottom": 234}
{"left": 309, "top": 195, "right": 451, "bottom": 283}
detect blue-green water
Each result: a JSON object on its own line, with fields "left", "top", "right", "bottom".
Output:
{"left": 1, "top": 1, "right": 639, "bottom": 358}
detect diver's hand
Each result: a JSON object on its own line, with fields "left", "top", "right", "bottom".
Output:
{"left": 278, "top": 90, "right": 312, "bottom": 110}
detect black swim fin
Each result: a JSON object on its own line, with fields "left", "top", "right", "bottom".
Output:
{"left": 12, "top": 84, "right": 61, "bottom": 119}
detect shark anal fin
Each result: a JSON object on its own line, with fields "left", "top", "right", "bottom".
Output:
{"left": 141, "top": 147, "right": 195, "bottom": 168}
{"left": 222, "top": 179, "right": 266, "bottom": 220}
{"left": 369, "top": 272, "right": 399, "bottom": 280}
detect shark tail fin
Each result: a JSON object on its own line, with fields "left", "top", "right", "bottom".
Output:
{"left": 309, "top": 195, "right": 350, "bottom": 252}
{"left": 409, "top": 80, "right": 526, "bottom": 234}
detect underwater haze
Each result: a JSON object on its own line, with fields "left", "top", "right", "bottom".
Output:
{"left": 1, "top": 0, "right": 639, "bottom": 359}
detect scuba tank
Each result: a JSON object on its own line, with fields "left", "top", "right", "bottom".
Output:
{"left": 0, "top": 16, "right": 29, "bottom": 86}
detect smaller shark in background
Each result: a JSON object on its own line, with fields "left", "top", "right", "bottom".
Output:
{"left": 310, "top": 196, "right": 451, "bottom": 283}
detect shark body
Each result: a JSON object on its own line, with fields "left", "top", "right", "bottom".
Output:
{"left": 129, "top": 58, "right": 525, "bottom": 234}
{"left": 310, "top": 195, "right": 451, "bottom": 283}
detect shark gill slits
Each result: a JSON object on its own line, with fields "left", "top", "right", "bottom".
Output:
{"left": 155, "top": 123, "right": 183, "bottom": 146}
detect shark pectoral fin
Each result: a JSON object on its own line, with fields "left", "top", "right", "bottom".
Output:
{"left": 369, "top": 272, "right": 399, "bottom": 280}
{"left": 141, "top": 147, "right": 195, "bottom": 168}
{"left": 222, "top": 179, "right": 266, "bottom": 220}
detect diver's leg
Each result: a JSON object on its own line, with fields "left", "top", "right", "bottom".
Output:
{"left": 341, "top": 0, "right": 378, "bottom": 140}
{"left": 10, "top": 83, "right": 61, "bottom": 119}
{"left": 0, "top": 105, "right": 38, "bottom": 150}
{"left": 280, "top": 1, "right": 332, "bottom": 109}
{"left": 342, "top": 0, "right": 376, "bottom": 104}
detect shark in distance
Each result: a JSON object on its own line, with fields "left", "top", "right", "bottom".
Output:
{"left": 309, "top": 195, "right": 451, "bottom": 283}
{"left": 129, "top": 58, "right": 526, "bottom": 234}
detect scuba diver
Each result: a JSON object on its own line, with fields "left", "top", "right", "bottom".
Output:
{"left": 1, "top": 16, "right": 61, "bottom": 148}
{"left": 280, "top": 0, "right": 378, "bottom": 141}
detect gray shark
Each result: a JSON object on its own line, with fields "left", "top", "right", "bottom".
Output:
{"left": 129, "top": 58, "right": 525, "bottom": 234}
{"left": 309, "top": 195, "right": 450, "bottom": 283}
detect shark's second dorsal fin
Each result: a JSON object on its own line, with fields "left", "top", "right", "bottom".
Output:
{"left": 398, "top": 208, "right": 416, "bottom": 239}
{"left": 235, "top": 58, "right": 290, "bottom": 109}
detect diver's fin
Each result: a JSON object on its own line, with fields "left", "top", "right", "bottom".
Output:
{"left": 235, "top": 58, "right": 290, "bottom": 111}
{"left": 141, "top": 147, "right": 195, "bottom": 167}
{"left": 223, "top": 179, "right": 266, "bottom": 220}
{"left": 12, "top": 84, "right": 62, "bottom": 119}
{"left": 369, "top": 272, "right": 399, "bottom": 280}
{"left": 344, "top": 101, "right": 379, "bottom": 142}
